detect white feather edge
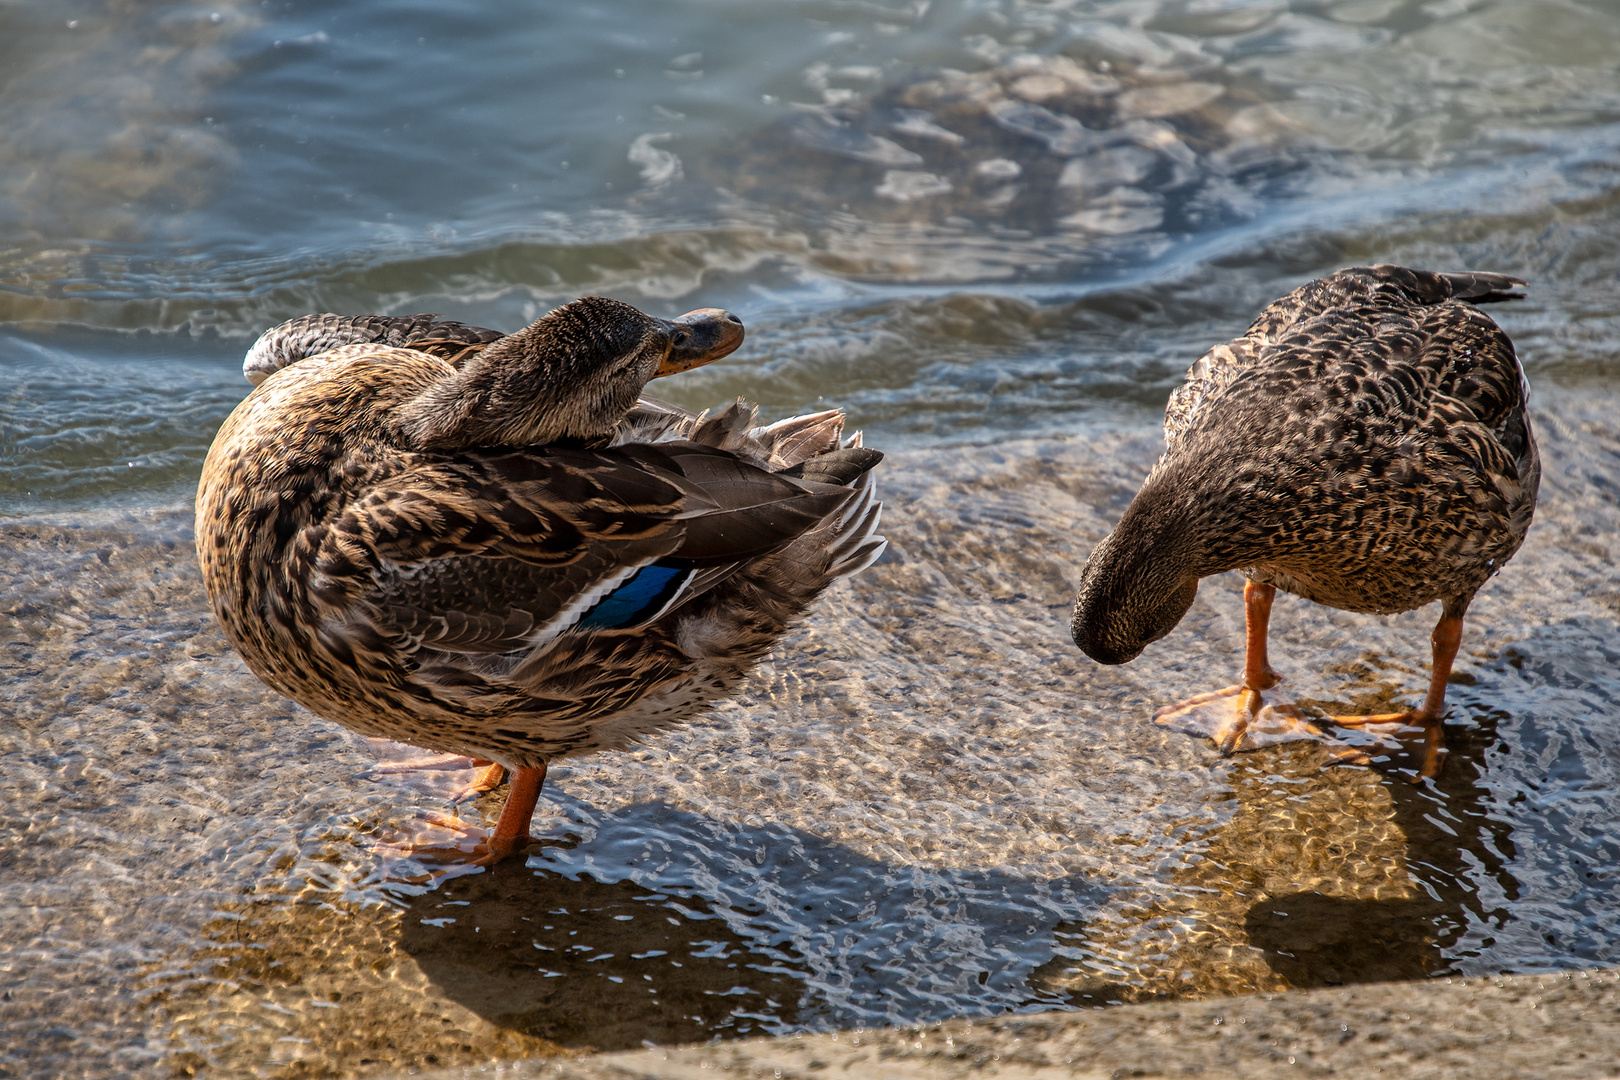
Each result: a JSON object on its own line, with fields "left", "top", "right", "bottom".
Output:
{"left": 507, "top": 561, "right": 649, "bottom": 681}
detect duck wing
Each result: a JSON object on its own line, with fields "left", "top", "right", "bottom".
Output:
{"left": 321, "top": 443, "right": 856, "bottom": 671}
{"left": 1163, "top": 265, "right": 1526, "bottom": 447}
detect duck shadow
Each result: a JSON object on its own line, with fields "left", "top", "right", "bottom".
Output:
{"left": 1254, "top": 603, "right": 1620, "bottom": 987}
{"left": 392, "top": 706, "right": 1526, "bottom": 1047}
{"left": 1244, "top": 698, "right": 1519, "bottom": 989}
{"left": 393, "top": 616, "right": 1616, "bottom": 1046}
{"left": 395, "top": 800, "right": 1113, "bottom": 1051}
{"left": 396, "top": 856, "right": 803, "bottom": 1050}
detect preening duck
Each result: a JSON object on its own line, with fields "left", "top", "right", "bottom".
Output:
{"left": 1071, "top": 265, "right": 1537, "bottom": 778}
{"left": 198, "top": 298, "right": 885, "bottom": 863}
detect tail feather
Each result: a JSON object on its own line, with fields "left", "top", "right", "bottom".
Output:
{"left": 823, "top": 474, "right": 887, "bottom": 577}
{"left": 778, "top": 447, "right": 883, "bottom": 486}
{"left": 755, "top": 409, "right": 847, "bottom": 467}
{"left": 684, "top": 400, "right": 866, "bottom": 475}
{"left": 617, "top": 398, "right": 884, "bottom": 591}
{"left": 835, "top": 535, "right": 889, "bottom": 578}
{"left": 619, "top": 396, "right": 700, "bottom": 444}
{"left": 689, "top": 400, "right": 758, "bottom": 451}
{"left": 1441, "top": 271, "right": 1527, "bottom": 304}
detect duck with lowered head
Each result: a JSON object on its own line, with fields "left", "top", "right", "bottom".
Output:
{"left": 1070, "top": 265, "right": 1537, "bottom": 779}
{"left": 197, "top": 297, "right": 885, "bottom": 864}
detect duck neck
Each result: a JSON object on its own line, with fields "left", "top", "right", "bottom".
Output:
{"left": 393, "top": 330, "right": 622, "bottom": 451}
{"left": 1129, "top": 460, "right": 1271, "bottom": 578}
{"left": 1071, "top": 464, "right": 1256, "bottom": 663}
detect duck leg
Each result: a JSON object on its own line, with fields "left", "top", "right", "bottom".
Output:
{"left": 373, "top": 761, "right": 544, "bottom": 869}
{"left": 453, "top": 760, "right": 508, "bottom": 803}
{"left": 1154, "top": 581, "right": 1324, "bottom": 753}
{"left": 1327, "top": 609, "right": 1463, "bottom": 780}
{"left": 473, "top": 762, "right": 548, "bottom": 866}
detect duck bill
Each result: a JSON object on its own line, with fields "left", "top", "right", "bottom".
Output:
{"left": 654, "top": 308, "right": 745, "bottom": 378}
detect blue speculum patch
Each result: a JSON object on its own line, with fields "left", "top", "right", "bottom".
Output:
{"left": 575, "top": 563, "right": 691, "bottom": 630}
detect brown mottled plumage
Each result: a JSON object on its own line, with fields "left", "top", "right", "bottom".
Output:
{"left": 199, "top": 297, "right": 885, "bottom": 862}
{"left": 1071, "top": 265, "right": 1538, "bottom": 777}
{"left": 241, "top": 312, "right": 507, "bottom": 383}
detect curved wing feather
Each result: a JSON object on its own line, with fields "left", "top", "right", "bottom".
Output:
{"left": 311, "top": 443, "right": 855, "bottom": 665}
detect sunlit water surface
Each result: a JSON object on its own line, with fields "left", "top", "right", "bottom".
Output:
{"left": 2, "top": 0, "right": 1619, "bottom": 1077}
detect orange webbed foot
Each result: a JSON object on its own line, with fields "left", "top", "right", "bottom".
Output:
{"left": 370, "top": 811, "right": 493, "bottom": 878}
{"left": 1323, "top": 710, "right": 1448, "bottom": 781}
{"left": 371, "top": 809, "right": 536, "bottom": 876}
{"left": 1151, "top": 581, "right": 1329, "bottom": 757}
{"left": 1154, "top": 678, "right": 1327, "bottom": 755}
{"left": 365, "top": 758, "right": 544, "bottom": 873}
{"left": 470, "top": 832, "right": 531, "bottom": 867}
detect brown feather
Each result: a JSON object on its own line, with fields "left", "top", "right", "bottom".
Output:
{"left": 1074, "top": 264, "right": 1537, "bottom": 664}
{"left": 200, "top": 300, "right": 886, "bottom": 770}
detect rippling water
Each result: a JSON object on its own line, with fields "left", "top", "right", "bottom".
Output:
{"left": 3, "top": 0, "right": 1619, "bottom": 1077}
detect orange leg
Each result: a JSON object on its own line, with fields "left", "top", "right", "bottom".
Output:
{"left": 473, "top": 762, "right": 548, "bottom": 866}
{"left": 451, "top": 759, "right": 508, "bottom": 803}
{"left": 1242, "top": 579, "right": 1280, "bottom": 690}
{"left": 1220, "top": 580, "right": 1296, "bottom": 752}
{"left": 1328, "top": 612, "right": 1463, "bottom": 779}
{"left": 1154, "top": 581, "right": 1322, "bottom": 754}
{"left": 372, "top": 761, "right": 546, "bottom": 870}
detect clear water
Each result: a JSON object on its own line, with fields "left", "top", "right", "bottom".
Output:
{"left": 2, "top": 0, "right": 1619, "bottom": 1076}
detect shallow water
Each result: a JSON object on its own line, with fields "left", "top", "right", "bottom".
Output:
{"left": 2, "top": 0, "right": 1619, "bottom": 1077}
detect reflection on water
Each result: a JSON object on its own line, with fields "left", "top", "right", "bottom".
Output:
{"left": 1031, "top": 703, "right": 1521, "bottom": 1006}
{"left": 4, "top": 0, "right": 1620, "bottom": 1076}
{"left": 1236, "top": 706, "right": 1520, "bottom": 991}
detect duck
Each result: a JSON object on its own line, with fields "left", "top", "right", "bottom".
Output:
{"left": 197, "top": 297, "right": 886, "bottom": 864}
{"left": 1070, "top": 265, "right": 1538, "bottom": 778}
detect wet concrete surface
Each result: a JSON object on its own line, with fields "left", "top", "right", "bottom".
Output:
{"left": 421, "top": 967, "right": 1620, "bottom": 1079}
{"left": 3, "top": 386, "right": 1618, "bottom": 1078}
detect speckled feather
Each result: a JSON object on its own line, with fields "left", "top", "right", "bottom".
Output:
{"left": 200, "top": 302, "right": 886, "bottom": 769}
{"left": 1073, "top": 265, "right": 1538, "bottom": 662}
{"left": 242, "top": 312, "right": 506, "bottom": 384}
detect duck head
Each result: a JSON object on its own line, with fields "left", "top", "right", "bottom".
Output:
{"left": 399, "top": 297, "right": 743, "bottom": 450}
{"left": 1070, "top": 497, "right": 1202, "bottom": 665}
